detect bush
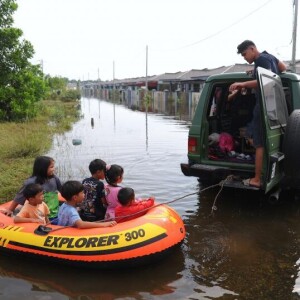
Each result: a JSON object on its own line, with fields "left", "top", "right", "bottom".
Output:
{"left": 60, "top": 89, "right": 81, "bottom": 102}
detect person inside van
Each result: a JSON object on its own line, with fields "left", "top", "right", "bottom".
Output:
{"left": 229, "top": 40, "right": 286, "bottom": 188}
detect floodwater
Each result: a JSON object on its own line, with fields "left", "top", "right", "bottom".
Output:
{"left": 2, "top": 97, "right": 300, "bottom": 299}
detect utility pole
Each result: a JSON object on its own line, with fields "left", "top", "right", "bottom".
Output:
{"left": 113, "top": 60, "right": 116, "bottom": 126}
{"left": 145, "top": 45, "right": 148, "bottom": 91}
{"left": 292, "top": 0, "right": 298, "bottom": 72}
{"left": 40, "top": 59, "right": 44, "bottom": 74}
{"left": 113, "top": 60, "right": 115, "bottom": 101}
{"left": 145, "top": 45, "right": 149, "bottom": 149}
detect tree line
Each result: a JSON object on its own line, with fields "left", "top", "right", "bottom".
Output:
{"left": 0, "top": 0, "right": 80, "bottom": 121}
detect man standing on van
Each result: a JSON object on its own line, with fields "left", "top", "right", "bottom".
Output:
{"left": 229, "top": 40, "right": 286, "bottom": 188}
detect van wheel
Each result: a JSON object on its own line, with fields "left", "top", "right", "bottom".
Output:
{"left": 283, "top": 109, "right": 300, "bottom": 188}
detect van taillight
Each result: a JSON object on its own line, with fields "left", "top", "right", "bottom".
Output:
{"left": 188, "top": 137, "right": 197, "bottom": 153}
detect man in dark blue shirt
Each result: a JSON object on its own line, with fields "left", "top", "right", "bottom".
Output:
{"left": 229, "top": 40, "right": 286, "bottom": 188}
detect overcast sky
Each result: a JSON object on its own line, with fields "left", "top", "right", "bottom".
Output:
{"left": 14, "top": 0, "right": 298, "bottom": 81}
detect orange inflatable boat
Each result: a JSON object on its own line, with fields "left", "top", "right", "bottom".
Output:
{"left": 0, "top": 201, "right": 185, "bottom": 269}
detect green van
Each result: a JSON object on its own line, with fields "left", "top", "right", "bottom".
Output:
{"left": 181, "top": 67, "right": 300, "bottom": 198}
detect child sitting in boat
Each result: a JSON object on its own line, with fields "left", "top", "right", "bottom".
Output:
{"left": 104, "top": 164, "right": 124, "bottom": 220}
{"left": 14, "top": 183, "right": 50, "bottom": 225}
{"left": 1, "top": 156, "right": 62, "bottom": 223}
{"left": 115, "top": 187, "right": 155, "bottom": 223}
{"left": 57, "top": 180, "right": 116, "bottom": 228}
{"left": 80, "top": 159, "right": 107, "bottom": 221}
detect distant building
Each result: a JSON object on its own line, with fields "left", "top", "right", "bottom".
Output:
{"left": 82, "top": 61, "right": 300, "bottom": 93}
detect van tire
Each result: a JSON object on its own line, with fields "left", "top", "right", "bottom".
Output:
{"left": 283, "top": 109, "right": 300, "bottom": 188}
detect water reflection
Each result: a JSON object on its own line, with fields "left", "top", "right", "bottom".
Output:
{"left": 184, "top": 187, "right": 300, "bottom": 299}
{"left": 0, "top": 248, "right": 184, "bottom": 299}
{"left": 145, "top": 110, "right": 149, "bottom": 150}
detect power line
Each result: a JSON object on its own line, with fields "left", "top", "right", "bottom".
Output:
{"left": 153, "top": 0, "right": 273, "bottom": 52}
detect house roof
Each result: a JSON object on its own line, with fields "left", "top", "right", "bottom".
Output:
{"left": 96, "top": 61, "right": 300, "bottom": 87}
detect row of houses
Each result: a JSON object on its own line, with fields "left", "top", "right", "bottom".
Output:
{"left": 84, "top": 64, "right": 251, "bottom": 93}
{"left": 80, "top": 61, "right": 300, "bottom": 121}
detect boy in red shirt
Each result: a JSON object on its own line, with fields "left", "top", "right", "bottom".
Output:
{"left": 115, "top": 187, "right": 154, "bottom": 223}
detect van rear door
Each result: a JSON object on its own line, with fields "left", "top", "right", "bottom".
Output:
{"left": 257, "top": 67, "right": 288, "bottom": 193}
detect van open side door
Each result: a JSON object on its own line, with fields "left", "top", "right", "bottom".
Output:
{"left": 257, "top": 67, "right": 288, "bottom": 193}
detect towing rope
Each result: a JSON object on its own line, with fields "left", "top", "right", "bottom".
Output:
{"left": 209, "top": 175, "right": 233, "bottom": 216}
{"left": 105, "top": 191, "right": 199, "bottom": 222}
{"left": 103, "top": 176, "right": 232, "bottom": 222}
{"left": 35, "top": 177, "right": 230, "bottom": 234}
{"left": 35, "top": 175, "right": 232, "bottom": 231}
{"left": 34, "top": 175, "right": 232, "bottom": 235}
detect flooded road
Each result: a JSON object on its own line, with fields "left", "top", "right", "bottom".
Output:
{"left": 2, "top": 97, "right": 300, "bottom": 299}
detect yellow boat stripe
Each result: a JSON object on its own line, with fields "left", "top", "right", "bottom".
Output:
{"left": 1, "top": 223, "right": 170, "bottom": 255}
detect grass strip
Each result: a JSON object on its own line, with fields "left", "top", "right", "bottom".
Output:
{"left": 0, "top": 99, "right": 80, "bottom": 202}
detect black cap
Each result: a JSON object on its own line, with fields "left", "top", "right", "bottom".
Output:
{"left": 237, "top": 40, "right": 256, "bottom": 54}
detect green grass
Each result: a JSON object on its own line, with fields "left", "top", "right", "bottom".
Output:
{"left": 0, "top": 99, "right": 80, "bottom": 202}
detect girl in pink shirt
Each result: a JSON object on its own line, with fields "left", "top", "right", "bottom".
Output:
{"left": 104, "top": 164, "right": 124, "bottom": 220}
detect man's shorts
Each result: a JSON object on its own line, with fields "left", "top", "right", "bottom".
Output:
{"left": 247, "top": 102, "right": 263, "bottom": 148}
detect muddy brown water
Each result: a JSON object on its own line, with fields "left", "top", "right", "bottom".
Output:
{"left": 1, "top": 97, "right": 300, "bottom": 299}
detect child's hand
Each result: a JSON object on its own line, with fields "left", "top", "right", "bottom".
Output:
{"left": 0, "top": 209, "right": 13, "bottom": 216}
{"left": 106, "top": 221, "right": 117, "bottom": 227}
{"left": 32, "top": 218, "right": 44, "bottom": 224}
